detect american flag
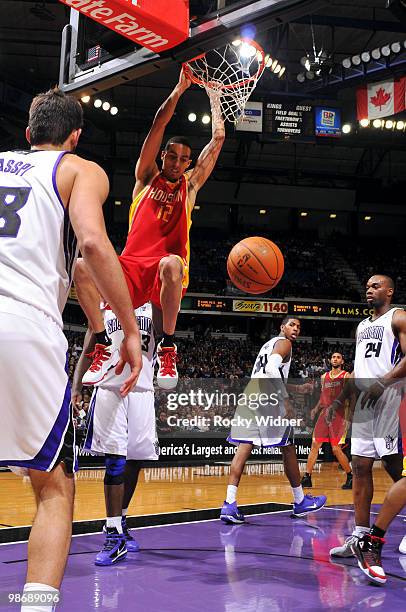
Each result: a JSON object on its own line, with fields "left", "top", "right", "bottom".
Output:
{"left": 86, "top": 45, "right": 101, "bottom": 63}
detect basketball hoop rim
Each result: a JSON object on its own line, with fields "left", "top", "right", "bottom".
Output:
{"left": 182, "top": 38, "right": 266, "bottom": 91}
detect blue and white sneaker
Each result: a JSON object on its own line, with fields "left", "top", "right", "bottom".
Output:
{"left": 121, "top": 517, "right": 140, "bottom": 552}
{"left": 292, "top": 494, "right": 327, "bottom": 517}
{"left": 220, "top": 501, "right": 245, "bottom": 524}
{"left": 95, "top": 528, "right": 127, "bottom": 566}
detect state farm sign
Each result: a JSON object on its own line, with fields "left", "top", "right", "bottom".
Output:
{"left": 60, "top": 0, "right": 189, "bottom": 52}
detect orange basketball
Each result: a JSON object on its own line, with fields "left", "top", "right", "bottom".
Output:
{"left": 227, "top": 236, "right": 284, "bottom": 294}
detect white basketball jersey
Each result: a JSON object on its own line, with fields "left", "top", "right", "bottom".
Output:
{"left": 98, "top": 302, "right": 155, "bottom": 392}
{"left": 251, "top": 336, "right": 292, "bottom": 381}
{"left": 0, "top": 149, "right": 77, "bottom": 327}
{"left": 354, "top": 307, "right": 403, "bottom": 381}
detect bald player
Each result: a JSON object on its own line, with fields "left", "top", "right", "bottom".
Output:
{"left": 329, "top": 275, "right": 406, "bottom": 568}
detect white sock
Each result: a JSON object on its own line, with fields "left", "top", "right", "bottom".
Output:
{"left": 121, "top": 507, "right": 128, "bottom": 518}
{"left": 292, "top": 485, "right": 305, "bottom": 504}
{"left": 106, "top": 516, "right": 123, "bottom": 533}
{"left": 21, "top": 582, "right": 59, "bottom": 612}
{"left": 226, "top": 485, "right": 238, "bottom": 504}
{"left": 353, "top": 525, "right": 369, "bottom": 538}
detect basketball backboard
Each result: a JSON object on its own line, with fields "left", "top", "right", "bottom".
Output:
{"left": 58, "top": 0, "right": 327, "bottom": 96}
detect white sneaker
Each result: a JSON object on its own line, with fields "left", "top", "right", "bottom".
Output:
{"left": 82, "top": 344, "right": 118, "bottom": 386}
{"left": 399, "top": 535, "right": 406, "bottom": 554}
{"left": 156, "top": 342, "right": 178, "bottom": 389}
{"left": 330, "top": 534, "right": 359, "bottom": 558}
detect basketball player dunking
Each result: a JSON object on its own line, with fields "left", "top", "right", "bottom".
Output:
{"left": 0, "top": 90, "right": 141, "bottom": 610}
{"left": 220, "top": 317, "right": 327, "bottom": 523}
{"left": 74, "top": 69, "right": 225, "bottom": 389}
{"left": 301, "top": 353, "right": 352, "bottom": 490}
{"left": 329, "top": 275, "right": 406, "bottom": 576}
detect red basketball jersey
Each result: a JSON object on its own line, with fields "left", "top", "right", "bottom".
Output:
{"left": 122, "top": 174, "right": 192, "bottom": 281}
{"left": 319, "top": 370, "right": 347, "bottom": 408}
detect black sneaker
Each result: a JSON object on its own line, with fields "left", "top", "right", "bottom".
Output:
{"left": 95, "top": 527, "right": 127, "bottom": 566}
{"left": 351, "top": 534, "right": 386, "bottom": 585}
{"left": 121, "top": 517, "right": 140, "bottom": 552}
{"left": 342, "top": 472, "right": 353, "bottom": 490}
{"left": 301, "top": 474, "right": 312, "bottom": 488}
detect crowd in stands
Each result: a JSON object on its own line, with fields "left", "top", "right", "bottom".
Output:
{"left": 65, "top": 223, "right": 404, "bottom": 441}
{"left": 66, "top": 330, "right": 354, "bottom": 436}
{"left": 336, "top": 236, "right": 406, "bottom": 303}
{"left": 108, "top": 225, "right": 404, "bottom": 301}
{"left": 188, "top": 230, "right": 359, "bottom": 300}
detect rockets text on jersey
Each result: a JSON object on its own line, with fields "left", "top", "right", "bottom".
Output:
{"left": 319, "top": 370, "right": 348, "bottom": 408}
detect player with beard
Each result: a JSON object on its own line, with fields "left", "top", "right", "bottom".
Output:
{"left": 301, "top": 352, "right": 352, "bottom": 490}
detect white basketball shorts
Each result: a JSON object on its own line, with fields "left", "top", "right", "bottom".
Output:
{"left": 227, "top": 378, "right": 293, "bottom": 448}
{"left": 84, "top": 387, "right": 159, "bottom": 460}
{"left": 0, "top": 297, "right": 76, "bottom": 472}
{"left": 351, "top": 386, "right": 402, "bottom": 459}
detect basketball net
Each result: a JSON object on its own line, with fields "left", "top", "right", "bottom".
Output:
{"left": 183, "top": 39, "right": 266, "bottom": 124}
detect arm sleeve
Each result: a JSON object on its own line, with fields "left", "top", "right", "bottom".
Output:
{"left": 264, "top": 353, "right": 289, "bottom": 399}
{"left": 264, "top": 353, "right": 283, "bottom": 377}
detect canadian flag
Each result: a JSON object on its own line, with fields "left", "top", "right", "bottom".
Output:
{"left": 357, "top": 77, "right": 406, "bottom": 120}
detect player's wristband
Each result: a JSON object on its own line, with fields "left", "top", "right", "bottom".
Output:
{"left": 376, "top": 379, "right": 386, "bottom": 390}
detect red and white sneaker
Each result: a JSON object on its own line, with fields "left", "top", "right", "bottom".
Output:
{"left": 156, "top": 342, "right": 178, "bottom": 389}
{"left": 82, "top": 343, "right": 118, "bottom": 386}
{"left": 351, "top": 534, "right": 386, "bottom": 585}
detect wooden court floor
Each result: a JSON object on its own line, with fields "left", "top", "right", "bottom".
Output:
{"left": 0, "top": 462, "right": 395, "bottom": 528}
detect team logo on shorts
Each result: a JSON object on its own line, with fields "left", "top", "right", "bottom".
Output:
{"left": 154, "top": 439, "right": 160, "bottom": 457}
{"left": 384, "top": 435, "right": 395, "bottom": 450}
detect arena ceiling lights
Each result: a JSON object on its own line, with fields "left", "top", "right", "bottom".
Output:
{"left": 81, "top": 95, "right": 118, "bottom": 116}
{"left": 264, "top": 53, "right": 286, "bottom": 78}
{"left": 359, "top": 118, "right": 406, "bottom": 131}
{"left": 297, "top": 49, "right": 332, "bottom": 82}
{"left": 341, "top": 41, "right": 405, "bottom": 69}
{"left": 232, "top": 39, "right": 286, "bottom": 79}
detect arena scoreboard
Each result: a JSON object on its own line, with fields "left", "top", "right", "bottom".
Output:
{"left": 180, "top": 296, "right": 378, "bottom": 320}
{"left": 291, "top": 301, "right": 374, "bottom": 318}
{"left": 194, "top": 298, "right": 228, "bottom": 311}
{"left": 237, "top": 102, "right": 343, "bottom": 141}
{"left": 69, "top": 291, "right": 378, "bottom": 320}
{"left": 263, "top": 103, "right": 314, "bottom": 138}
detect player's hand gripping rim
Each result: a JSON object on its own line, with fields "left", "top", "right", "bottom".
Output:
{"left": 177, "top": 67, "right": 192, "bottom": 94}
{"left": 116, "top": 332, "right": 143, "bottom": 397}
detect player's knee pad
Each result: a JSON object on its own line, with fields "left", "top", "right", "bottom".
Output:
{"left": 104, "top": 454, "right": 126, "bottom": 485}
